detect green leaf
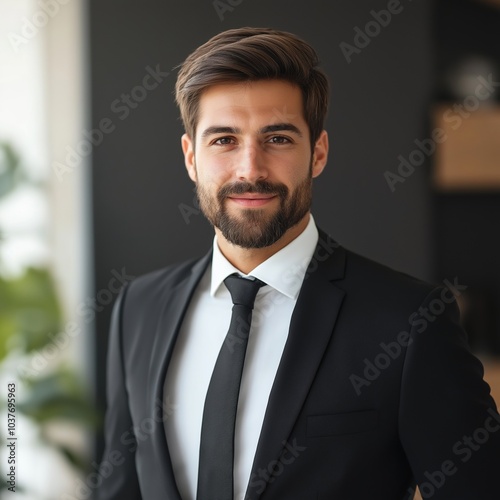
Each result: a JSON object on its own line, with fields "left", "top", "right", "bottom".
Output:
{"left": 0, "top": 267, "right": 62, "bottom": 360}
{"left": 19, "top": 369, "right": 99, "bottom": 426}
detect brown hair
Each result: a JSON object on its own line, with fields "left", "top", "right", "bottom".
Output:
{"left": 175, "top": 27, "right": 329, "bottom": 146}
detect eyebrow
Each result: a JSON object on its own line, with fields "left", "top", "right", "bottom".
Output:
{"left": 201, "top": 126, "right": 241, "bottom": 138}
{"left": 200, "top": 123, "right": 303, "bottom": 139}
{"left": 260, "top": 123, "right": 302, "bottom": 137}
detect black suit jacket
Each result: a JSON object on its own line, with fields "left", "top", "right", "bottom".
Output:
{"left": 96, "top": 230, "right": 500, "bottom": 499}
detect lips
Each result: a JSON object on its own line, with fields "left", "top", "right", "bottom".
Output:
{"left": 227, "top": 194, "right": 277, "bottom": 207}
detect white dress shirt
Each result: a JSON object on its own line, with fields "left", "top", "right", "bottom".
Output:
{"left": 164, "top": 215, "right": 319, "bottom": 500}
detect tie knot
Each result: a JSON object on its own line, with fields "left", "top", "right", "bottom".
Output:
{"left": 224, "top": 274, "right": 265, "bottom": 309}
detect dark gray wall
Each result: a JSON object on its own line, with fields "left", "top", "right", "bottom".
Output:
{"left": 90, "top": 0, "right": 432, "bottom": 456}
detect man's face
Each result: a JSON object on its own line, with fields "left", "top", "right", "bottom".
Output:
{"left": 182, "top": 80, "right": 328, "bottom": 249}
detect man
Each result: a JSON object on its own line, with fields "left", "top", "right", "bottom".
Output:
{"left": 96, "top": 28, "right": 500, "bottom": 499}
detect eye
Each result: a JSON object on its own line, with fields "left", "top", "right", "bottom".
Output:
{"left": 213, "top": 137, "right": 235, "bottom": 146}
{"left": 267, "top": 135, "right": 292, "bottom": 145}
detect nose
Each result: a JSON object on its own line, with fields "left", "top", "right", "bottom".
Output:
{"left": 233, "top": 142, "right": 268, "bottom": 183}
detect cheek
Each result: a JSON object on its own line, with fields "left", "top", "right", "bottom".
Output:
{"left": 195, "top": 167, "right": 224, "bottom": 196}
{"left": 195, "top": 155, "right": 234, "bottom": 185}
{"left": 197, "top": 172, "right": 227, "bottom": 195}
{"left": 279, "top": 158, "right": 312, "bottom": 185}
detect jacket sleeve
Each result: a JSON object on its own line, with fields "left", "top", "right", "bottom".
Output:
{"left": 95, "top": 284, "right": 143, "bottom": 500}
{"left": 399, "top": 286, "right": 500, "bottom": 499}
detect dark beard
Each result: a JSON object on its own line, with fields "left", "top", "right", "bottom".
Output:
{"left": 196, "top": 173, "right": 313, "bottom": 249}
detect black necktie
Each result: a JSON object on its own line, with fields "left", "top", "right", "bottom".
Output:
{"left": 197, "top": 274, "right": 265, "bottom": 500}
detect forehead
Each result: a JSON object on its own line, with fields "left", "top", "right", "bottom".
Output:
{"left": 196, "top": 80, "right": 306, "bottom": 131}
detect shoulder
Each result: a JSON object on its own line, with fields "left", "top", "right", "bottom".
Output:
{"left": 317, "top": 227, "right": 438, "bottom": 300}
{"left": 333, "top": 243, "right": 445, "bottom": 318}
{"left": 123, "top": 251, "right": 211, "bottom": 306}
{"left": 331, "top": 247, "right": 465, "bottom": 354}
{"left": 345, "top": 248, "right": 435, "bottom": 294}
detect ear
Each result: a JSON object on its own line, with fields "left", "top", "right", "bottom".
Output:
{"left": 181, "top": 133, "right": 197, "bottom": 182}
{"left": 311, "top": 130, "right": 328, "bottom": 178}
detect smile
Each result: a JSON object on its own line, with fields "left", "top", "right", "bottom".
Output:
{"left": 227, "top": 194, "right": 277, "bottom": 208}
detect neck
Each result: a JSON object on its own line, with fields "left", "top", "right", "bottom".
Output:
{"left": 215, "top": 213, "right": 310, "bottom": 275}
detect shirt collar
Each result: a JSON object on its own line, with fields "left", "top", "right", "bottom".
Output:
{"left": 210, "top": 214, "right": 319, "bottom": 300}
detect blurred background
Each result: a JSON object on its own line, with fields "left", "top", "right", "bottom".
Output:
{"left": 1, "top": 0, "right": 499, "bottom": 498}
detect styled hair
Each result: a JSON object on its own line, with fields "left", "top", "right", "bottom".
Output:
{"left": 175, "top": 27, "right": 329, "bottom": 146}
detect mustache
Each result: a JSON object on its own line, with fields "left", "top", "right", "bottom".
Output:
{"left": 218, "top": 181, "right": 289, "bottom": 199}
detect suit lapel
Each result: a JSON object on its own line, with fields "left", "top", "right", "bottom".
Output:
{"left": 245, "top": 232, "right": 346, "bottom": 500}
{"left": 146, "top": 251, "right": 211, "bottom": 498}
